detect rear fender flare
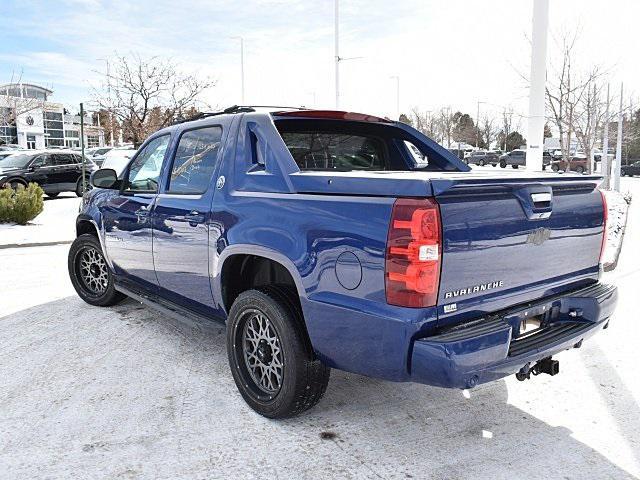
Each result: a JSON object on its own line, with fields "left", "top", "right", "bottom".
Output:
{"left": 214, "top": 244, "right": 306, "bottom": 314}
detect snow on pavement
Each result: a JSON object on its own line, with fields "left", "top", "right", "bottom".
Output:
{"left": 0, "top": 178, "right": 639, "bottom": 479}
{"left": 0, "top": 193, "right": 80, "bottom": 247}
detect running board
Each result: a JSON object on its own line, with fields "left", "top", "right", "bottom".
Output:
{"left": 114, "top": 283, "right": 226, "bottom": 327}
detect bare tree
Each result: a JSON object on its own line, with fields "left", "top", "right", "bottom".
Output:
{"left": 438, "top": 108, "right": 455, "bottom": 147}
{"left": 545, "top": 32, "right": 603, "bottom": 169}
{"left": 480, "top": 115, "right": 498, "bottom": 149}
{"left": 574, "top": 80, "right": 607, "bottom": 173}
{"left": 409, "top": 107, "right": 440, "bottom": 141}
{"left": 93, "top": 54, "right": 215, "bottom": 147}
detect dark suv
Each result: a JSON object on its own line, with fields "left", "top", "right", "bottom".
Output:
{"left": 500, "top": 149, "right": 551, "bottom": 169}
{"left": 0, "top": 150, "right": 95, "bottom": 197}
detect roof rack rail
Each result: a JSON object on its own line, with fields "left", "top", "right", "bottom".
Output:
{"left": 171, "top": 105, "right": 256, "bottom": 125}
{"left": 171, "top": 105, "right": 311, "bottom": 125}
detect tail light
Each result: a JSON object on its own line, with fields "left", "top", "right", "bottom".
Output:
{"left": 599, "top": 190, "right": 607, "bottom": 264}
{"left": 385, "top": 198, "right": 442, "bottom": 308}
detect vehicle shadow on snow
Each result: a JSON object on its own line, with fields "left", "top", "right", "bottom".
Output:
{"left": 2, "top": 297, "right": 636, "bottom": 479}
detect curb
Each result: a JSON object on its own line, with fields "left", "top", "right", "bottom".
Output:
{"left": 0, "top": 240, "right": 73, "bottom": 250}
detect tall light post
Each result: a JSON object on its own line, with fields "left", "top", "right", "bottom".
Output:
{"left": 231, "top": 37, "right": 245, "bottom": 104}
{"left": 601, "top": 84, "right": 610, "bottom": 187}
{"left": 476, "top": 100, "right": 485, "bottom": 148}
{"left": 390, "top": 75, "right": 400, "bottom": 120}
{"left": 335, "top": 0, "right": 340, "bottom": 109}
{"left": 613, "top": 83, "right": 624, "bottom": 192}
{"left": 525, "top": 0, "right": 550, "bottom": 171}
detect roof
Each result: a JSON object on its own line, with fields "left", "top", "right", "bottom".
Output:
{"left": 0, "top": 83, "right": 54, "bottom": 94}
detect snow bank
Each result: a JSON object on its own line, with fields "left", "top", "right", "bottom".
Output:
{"left": 602, "top": 189, "right": 631, "bottom": 271}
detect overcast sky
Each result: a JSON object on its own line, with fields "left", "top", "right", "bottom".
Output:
{"left": 1, "top": 0, "right": 638, "bottom": 128}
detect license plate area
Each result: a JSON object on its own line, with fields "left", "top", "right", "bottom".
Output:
{"left": 518, "top": 317, "right": 543, "bottom": 338}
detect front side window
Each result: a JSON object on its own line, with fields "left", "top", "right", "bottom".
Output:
{"left": 168, "top": 126, "right": 222, "bottom": 194}
{"left": 279, "top": 131, "right": 386, "bottom": 171}
{"left": 125, "top": 135, "right": 170, "bottom": 193}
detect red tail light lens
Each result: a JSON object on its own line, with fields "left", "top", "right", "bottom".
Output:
{"left": 599, "top": 190, "right": 607, "bottom": 264}
{"left": 385, "top": 198, "right": 442, "bottom": 308}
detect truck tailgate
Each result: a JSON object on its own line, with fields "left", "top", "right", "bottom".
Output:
{"left": 432, "top": 174, "right": 605, "bottom": 326}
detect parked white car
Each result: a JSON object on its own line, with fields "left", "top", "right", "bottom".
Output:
{"left": 100, "top": 147, "right": 137, "bottom": 176}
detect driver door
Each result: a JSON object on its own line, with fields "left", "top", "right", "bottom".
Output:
{"left": 101, "top": 135, "right": 170, "bottom": 291}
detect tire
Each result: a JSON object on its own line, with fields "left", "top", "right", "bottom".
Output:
{"left": 512, "top": 165, "right": 519, "bottom": 169}
{"left": 227, "top": 287, "right": 330, "bottom": 418}
{"left": 46, "top": 192, "right": 60, "bottom": 198}
{"left": 551, "top": 164, "right": 559, "bottom": 172}
{"left": 500, "top": 161, "right": 507, "bottom": 168}
{"left": 75, "top": 178, "right": 90, "bottom": 197}
{"left": 68, "top": 233, "right": 125, "bottom": 307}
{"left": 478, "top": 160, "right": 485, "bottom": 166}
{"left": 8, "top": 180, "right": 27, "bottom": 190}
{"left": 575, "top": 166, "right": 584, "bottom": 174}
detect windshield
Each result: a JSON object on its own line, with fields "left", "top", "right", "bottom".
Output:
{"left": 0, "top": 153, "right": 33, "bottom": 168}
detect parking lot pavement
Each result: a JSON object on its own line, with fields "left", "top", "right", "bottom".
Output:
{"left": 1, "top": 179, "right": 639, "bottom": 480}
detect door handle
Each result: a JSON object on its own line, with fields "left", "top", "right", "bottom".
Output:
{"left": 185, "top": 210, "right": 205, "bottom": 225}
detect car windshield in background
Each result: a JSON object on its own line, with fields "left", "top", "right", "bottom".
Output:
{"left": 0, "top": 153, "right": 33, "bottom": 168}
{"left": 279, "top": 131, "right": 386, "bottom": 171}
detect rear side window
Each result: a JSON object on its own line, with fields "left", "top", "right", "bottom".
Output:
{"left": 168, "top": 126, "right": 222, "bottom": 194}
{"left": 279, "top": 131, "right": 386, "bottom": 171}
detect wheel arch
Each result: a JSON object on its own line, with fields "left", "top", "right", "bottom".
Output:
{"left": 216, "top": 245, "right": 306, "bottom": 315}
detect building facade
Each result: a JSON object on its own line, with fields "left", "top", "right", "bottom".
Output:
{"left": 0, "top": 83, "right": 104, "bottom": 149}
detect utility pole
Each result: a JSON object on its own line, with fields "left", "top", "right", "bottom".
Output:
{"left": 602, "top": 84, "right": 610, "bottom": 188}
{"left": 390, "top": 76, "right": 400, "bottom": 120}
{"left": 240, "top": 37, "right": 245, "bottom": 103}
{"left": 525, "top": 0, "right": 549, "bottom": 171}
{"left": 334, "top": 0, "right": 340, "bottom": 109}
{"left": 80, "top": 103, "right": 86, "bottom": 195}
{"left": 613, "top": 83, "right": 623, "bottom": 192}
{"left": 475, "top": 101, "right": 485, "bottom": 148}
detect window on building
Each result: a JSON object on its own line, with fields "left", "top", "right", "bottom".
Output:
{"left": 168, "top": 126, "right": 222, "bottom": 194}
{"left": 87, "top": 135, "right": 100, "bottom": 147}
{"left": 43, "top": 111, "right": 64, "bottom": 148}
{"left": 65, "top": 130, "right": 79, "bottom": 138}
{"left": 0, "top": 107, "right": 17, "bottom": 145}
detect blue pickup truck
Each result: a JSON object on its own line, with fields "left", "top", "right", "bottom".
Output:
{"left": 68, "top": 107, "right": 617, "bottom": 418}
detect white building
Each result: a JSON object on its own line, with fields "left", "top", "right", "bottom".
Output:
{"left": 0, "top": 83, "right": 104, "bottom": 149}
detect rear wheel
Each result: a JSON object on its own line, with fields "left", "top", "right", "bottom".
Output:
{"left": 68, "top": 234, "right": 125, "bottom": 306}
{"left": 551, "top": 164, "right": 560, "bottom": 172}
{"left": 512, "top": 164, "right": 519, "bottom": 169}
{"left": 75, "top": 178, "right": 91, "bottom": 197}
{"left": 227, "top": 287, "right": 330, "bottom": 418}
{"left": 478, "top": 159, "right": 485, "bottom": 166}
{"left": 500, "top": 161, "right": 507, "bottom": 168}
{"left": 575, "top": 166, "right": 585, "bottom": 174}
{"left": 46, "top": 192, "right": 60, "bottom": 198}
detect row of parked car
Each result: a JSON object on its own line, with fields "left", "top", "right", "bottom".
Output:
{"left": 463, "top": 149, "right": 592, "bottom": 173}
{"left": 0, "top": 146, "right": 136, "bottom": 197}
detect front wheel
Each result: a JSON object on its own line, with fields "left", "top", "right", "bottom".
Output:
{"left": 575, "top": 166, "right": 585, "bottom": 174}
{"left": 68, "top": 234, "right": 125, "bottom": 306}
{"left": 46, "top": 192, "right": 60, "bottom": 198}
{"left": 500, "top": 161, "right": 507, "bottom": 168}
{"left": 227, "top": 287, "right": 330, "bottom": 418}
{"left": 551, "top": 164, "right": 559, "bottom": 172}
{"left": 478, "top": 159, "right": 485, "bottom": 166}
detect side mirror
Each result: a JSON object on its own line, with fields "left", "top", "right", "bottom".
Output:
{"left": 91, "top": 168, "right": 118, "bottom": 189}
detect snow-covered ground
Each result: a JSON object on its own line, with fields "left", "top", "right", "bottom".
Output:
{"left": 0, "top": 178, "right": 638, "bottom": 479}
{"left": 0, "top": 193, "right": 80, "bottom": 247}
{"left": 602, "top": 189, "right": 631, "bottom": 270}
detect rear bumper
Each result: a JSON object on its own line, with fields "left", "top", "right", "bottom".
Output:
{"left": 410, "top": 283, "right": 617, "bottom": 389}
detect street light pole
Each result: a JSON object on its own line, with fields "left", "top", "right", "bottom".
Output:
{"left": 601, "top": 84, "right": 610, "bottom": 188}
{"left": 335, "top": 0, "right": 340, "bottom": 109}
{"left": 390, "top": 76, "right": 400, "bottom": 120}
{"left": 613, "top": 83, "right": 623, "bottom": 192}
{"left": 240, "top": 37, "right": 245, "bottom": 104}
{"left": 475, "top": 101, "right": 485, "bottom": 148}
{"left": 80, "top": 102, "right": 86, "bottom": 195}
{"left": 525, "top": 0, "right": 550, "bottom": 171}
